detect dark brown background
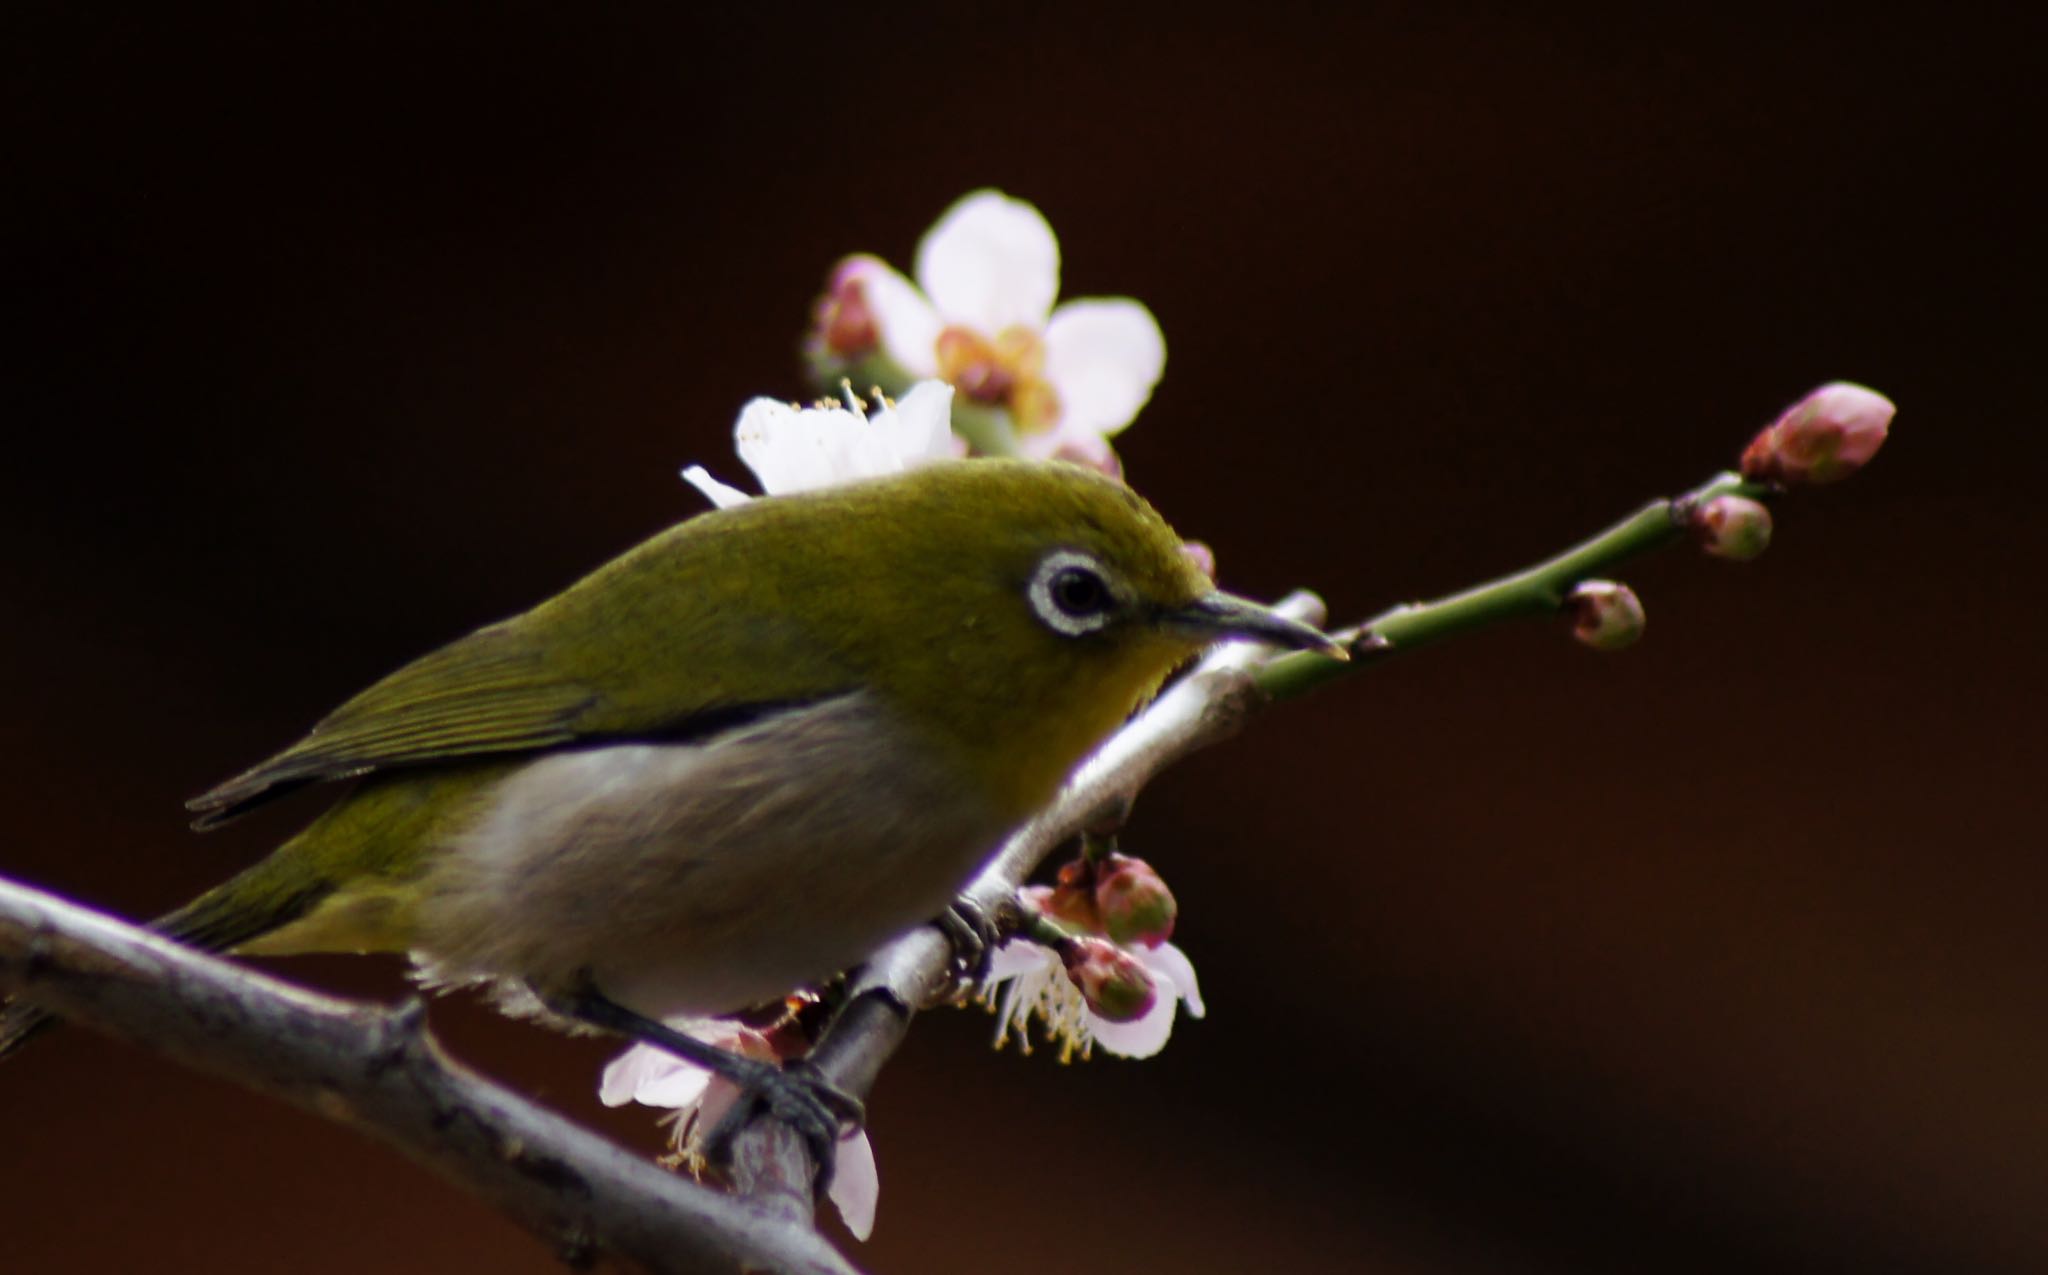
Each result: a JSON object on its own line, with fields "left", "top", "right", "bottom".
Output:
{"left": 5, "top": 5, "right": 2043, "bottom": 1272}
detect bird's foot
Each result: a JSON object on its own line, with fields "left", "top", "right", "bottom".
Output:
{"left": 539, "top": 978, "right": 863, "bottom": 1196}
{"left": 704, "top": 1057, "right": 865, "bottom": 1194}
{"left": 935, "top": 894, "right": 1005, "bottom": 990}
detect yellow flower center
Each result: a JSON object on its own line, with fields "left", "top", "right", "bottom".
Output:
{"left": 935, "top": 324, "right": 1063, "bottom": 433}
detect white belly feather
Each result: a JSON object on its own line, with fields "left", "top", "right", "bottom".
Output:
{"left": 411, "top": 691, "right": 1004, "bottom": 1018}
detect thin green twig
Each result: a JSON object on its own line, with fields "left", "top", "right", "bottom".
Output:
{"left": 1255, "top": 470, "right": 1769, "bottom": 701}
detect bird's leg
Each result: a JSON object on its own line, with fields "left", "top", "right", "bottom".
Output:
{"left": 542, "top": 981, "right": 864, "bottom": 1192}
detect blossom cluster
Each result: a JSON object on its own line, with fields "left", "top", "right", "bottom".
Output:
{"left": 690, "top": 190, "right": 1164, "bottom": 500}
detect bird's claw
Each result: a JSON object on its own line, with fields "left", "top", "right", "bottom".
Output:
{"left": 706, "top": 1060, "right": 865, "bottom": 1196}
{"left": 936, "top": 895, "right": 1002, "bottom": 989}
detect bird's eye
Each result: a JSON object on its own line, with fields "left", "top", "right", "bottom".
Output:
{"left": 1028, "top": 550, "right": 1121, "bottom": 637}
{"left": 1050, "top": 566, "right": 1111, "bottom": 617}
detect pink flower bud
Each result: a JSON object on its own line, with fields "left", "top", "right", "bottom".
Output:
{"left": 811, "top": 259, "right": 880, "bottom": 358}
{"left": 1690, "top": 493, "right": 1774, "bottom": 561}
{"left": 1740, "top": 382, "right": 1894, "bottom": 486}
{"left": 1179, "top": 540, "right": 1217, "bottom": 582}
{"left": 1059, "top": 937, "right": 1157, "bottom": 1023}
{"left": 1568, "top": 580, "right": 1645, "bottom": 651}
{"left": 1093, "top": 853, "right": 1177, "bottom": 948}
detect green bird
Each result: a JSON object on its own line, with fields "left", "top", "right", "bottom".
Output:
{"left": 0, "top": 459, "right": 1338, "bottom": 1163}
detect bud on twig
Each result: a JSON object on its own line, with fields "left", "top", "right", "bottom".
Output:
{"left": 1567, "top": 580, "right": 1645, "bottom": 651}
{"left": 1093, "top": 854, "right": 1177, "bottom": 948}
{"left": 1025, "top": 868, "right": 1101, "bottom": 933}
{"left": 809, "top": 258, "right": 881, "bottom": 359}
{"left": 1689, "top": 493, "right": 1774, "bottom": 561}
{"left": 1740, "top": 382, "right": 1894, "bottom": 486}
{"left": 1059, "top": 937, "right": 1158, "bottom": 1023}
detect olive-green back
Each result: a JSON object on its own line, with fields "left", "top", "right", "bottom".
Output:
{"left": 188, "top": 460, "right": 1208, "bottom": 829}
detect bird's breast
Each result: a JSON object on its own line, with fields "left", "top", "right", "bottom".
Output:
{"left": 409, "top": 690, "right": 1009, "bottom": 1018}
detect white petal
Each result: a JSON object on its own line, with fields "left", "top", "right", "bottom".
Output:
{"left": 984, "top": 938, "right": 1057, "bottom": 982}
{"left": 1141, "top": 942, "right": 1205, "bottom": 1018}
{"left": 598, "top": 1042, "right": 714, "bottom": 1109}
{"left": 735, "top": 398, "right": 854, "bottom": 494}
{"left": 1086, "top": 985, "right": 1178, "bottom": 1059}
{"left": 680, "top": 465, "right": 755, "bottom": 509}
{"left": 1041, "top": 299, "right": 1166, "bottom": 439}
{"left": 598, "top": 1043, "right": 674, "bottom": 1107}
{"left": 600, "top": 1019, "right": 757, "bottom": 1108}
{"left": 828, "top": 1128, "right": 880, "bottom": 1241}
{"left": 915, "top": 190, "right": 1060, "bottom": 334}
{"left": 844, "top": 255, "right": 943, "bottom": 378}
{"left": 634, "top": 1063, "right": 716, "bottom": 1109}
{"left": 873, "top": 381, "right": 957, "bottom": 465}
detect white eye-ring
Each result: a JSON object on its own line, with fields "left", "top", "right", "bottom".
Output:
{"left": 1028, "top": 550, "right": 1121, "bottom": 637}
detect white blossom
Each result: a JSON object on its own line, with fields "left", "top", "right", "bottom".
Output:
{"left": 981, "top": 937, "right": 1205, "bottom": 1062}
{"left": 838, "top": 190, "right": 1165, "bottom": 472}
{"left": 682, "top": 380, "right": 959, "bottom": 507}
{"left": 599, "top": 1022, "right": 881, "bottom": 1242}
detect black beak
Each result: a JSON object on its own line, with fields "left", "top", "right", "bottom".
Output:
{"left": 1163, "top": 591, "right": 1349, "bottom": 659}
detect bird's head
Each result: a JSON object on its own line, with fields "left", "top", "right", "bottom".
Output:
{"left": 785, "top": 460, "right": 1339, "bottom": 815}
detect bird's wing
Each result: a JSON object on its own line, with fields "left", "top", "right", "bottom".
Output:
{"left": 186, "top": 612, "right": 835, "bottom": 829}
{"left": 186, "top": 623, "right": 599, "bottom": 828}
{"left": 186, "top": 498, "right": 890, "bottom": 830}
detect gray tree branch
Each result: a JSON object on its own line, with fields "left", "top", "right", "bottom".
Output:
{"left": 0, "top": 885, "right": 862, "bottom": 1275}
{"left": 0, "top": 594, "right": 1327, "bottom": 1271}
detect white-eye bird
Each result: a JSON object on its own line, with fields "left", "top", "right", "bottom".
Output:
{"left": 0, "top": 459, "right": 1339, "bottom": 1162}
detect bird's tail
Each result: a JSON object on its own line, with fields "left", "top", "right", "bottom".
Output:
{"left": 0, "top": 854, "right": 334, "bottom": 1063}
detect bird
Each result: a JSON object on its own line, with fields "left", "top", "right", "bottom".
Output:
{"left": 0, "top": 458, "right": 1340, "bottom": 1165}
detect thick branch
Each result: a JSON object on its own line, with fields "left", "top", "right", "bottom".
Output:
{"left": 0, "top": 884, "right": 861, "bottom": 1275}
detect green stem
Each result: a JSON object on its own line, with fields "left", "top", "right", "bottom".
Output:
{"left": 1019, "top": 909, "right": 1079, "bottom": 949}
{"left": 947, "top": 400, "right": 1024, "bottom": 458}
{"left": 1255, "top": 471, "right": 1769, "bottom": 701}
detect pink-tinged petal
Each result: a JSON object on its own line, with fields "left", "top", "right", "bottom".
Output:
{"left": 599, "top": 1042, "right": 678, "bottom": 1107}
{"left": 680, "top": 465, "right": 754, "bottom": 509}
{"left": 1015, "top": 425, "right": 1123, "bottom": 478}
{"left": 828, "top": 1128, "right": 880, "bottom": 1241}
{"left": 1086, "top": 984, "right": 1178, "bottom": 1058}
{"left": 845, "top": 256, "right": 943, "bottom": 378}
{"left": 1141, "top": 942, "right": 1205, "bottom": 1018}
{"left": 602, "top": 1020, "right": 765, "bottom": 1108}
{"left": 916, "top": 190, "right": 1060, "bottom": 334}
{"left": 633, "top": 1061, "right": 716, "bottom": 1109}
{"left": 1041, "top": 299, "right": 1165, "bottom": 440}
